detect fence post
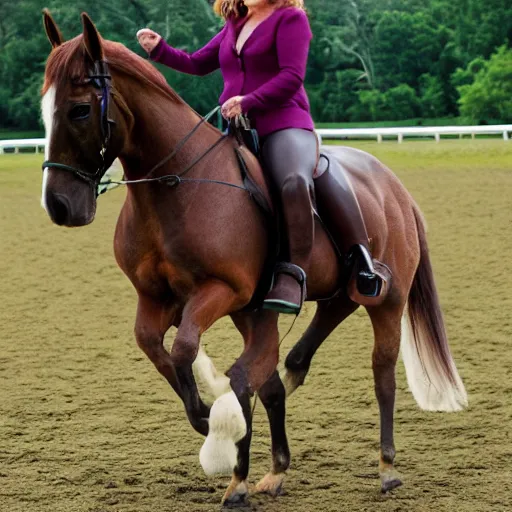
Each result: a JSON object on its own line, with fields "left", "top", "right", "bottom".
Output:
{"left": 377, "top": 133, "right": 382, "bottom": 143}
{"left": 398, "top": 133, "right": 403, "bottom": 144}
{"left": 504, "top": 131, "right": 509, "bottom": 141}
{"left": 435, "top": 133, "right": 440, "bottom": 143}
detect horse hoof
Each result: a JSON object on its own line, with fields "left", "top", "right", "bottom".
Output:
{"left": 381, "top": 475, "right": 403, "bottom": 493}
{"left": 222, "top": 492, "right": 250, "bottom": 508}
{"left": 255, "top": 472, "right": 285, "bottom": 497}
{"left": 221, "top": 478, "right": 249, "bottom": 508}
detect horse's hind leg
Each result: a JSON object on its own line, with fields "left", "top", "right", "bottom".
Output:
{"left": 368, "top": 301, "right": 405, "bottom": 492}
{"left": 282, "top": 296, "right": 358, "bottom": 396}
{"left": 254, "top": 370, "right": 290, "bottom": 496}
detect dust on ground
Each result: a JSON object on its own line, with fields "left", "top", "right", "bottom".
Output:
{"left": 0, "top": 140, "right": 511, "bottom": 512}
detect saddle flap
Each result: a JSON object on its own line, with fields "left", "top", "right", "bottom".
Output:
{"left": 235, "top": 145, "right": 275, "bottom": 216}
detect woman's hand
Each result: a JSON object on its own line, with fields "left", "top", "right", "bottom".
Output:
{"left": 136, "top": 28, "right": 162, "bottom": 54}
{"left": 221, "top": 96, "right": 244, "bottom": 119}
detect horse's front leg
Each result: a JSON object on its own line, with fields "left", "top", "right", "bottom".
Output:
{"left": 168, "top": 280, "right": 241, "bottom": 435}
{"left": 199, "top": 309, "right": 280, "bottom": 506}
{"left": 134, "top": 283, "right": 238, "bottom": 436}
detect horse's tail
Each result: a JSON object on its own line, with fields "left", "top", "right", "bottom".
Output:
{"left": 401, "top": 205, "right": 468, "bottom": 412}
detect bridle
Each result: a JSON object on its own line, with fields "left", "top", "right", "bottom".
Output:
{"left": 42, "top": 58, "right": 235, "bottom": 195}
{"left": 42, "top": 58, "right": 115, "bottom": 189}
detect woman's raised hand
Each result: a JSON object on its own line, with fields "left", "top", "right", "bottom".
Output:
{"left": 136, "top": 28, "right": 162, "bottom": 54}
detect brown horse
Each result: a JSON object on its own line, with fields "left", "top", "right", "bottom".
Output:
{"left": 40, "top": 11, "right": 467, "bottom": 506}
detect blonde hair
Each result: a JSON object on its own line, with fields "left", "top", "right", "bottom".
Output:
{"left": 213, "top": 0, "right": 305, "bottom": 20}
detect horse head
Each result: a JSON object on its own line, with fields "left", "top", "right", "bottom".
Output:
{"left": 41, "top": 11, "right": 133, "bottom": 227}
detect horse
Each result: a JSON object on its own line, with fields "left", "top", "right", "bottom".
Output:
{"left": 40, "top": 11, "right": 467, "bottom": 506}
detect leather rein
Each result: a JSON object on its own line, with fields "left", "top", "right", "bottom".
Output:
{"left": 42, "top": 59, "right": 245, "bottom": 195}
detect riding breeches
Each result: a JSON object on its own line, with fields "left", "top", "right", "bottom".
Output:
{"left": 260, "top": 128, "right": 318, "bottom": 272}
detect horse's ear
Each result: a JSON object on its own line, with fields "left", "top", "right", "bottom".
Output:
{"left": 81, "top": 12, "right": 103, "bottom": 61}
{"left": 43, "top": 8, "right": 64, "bottom": 48}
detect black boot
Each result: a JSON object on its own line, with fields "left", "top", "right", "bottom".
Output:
{"left": 314, "top": 156, "right": 388, "bottom": 299}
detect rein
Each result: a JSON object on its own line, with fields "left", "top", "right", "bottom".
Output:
{"left": 42, "top": 59, "right": 247, "bottom": 196}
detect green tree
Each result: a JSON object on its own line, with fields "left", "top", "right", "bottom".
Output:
{"left": 419, "top": 73, "right": 446, "bottom": 118}
{"left": 372, "top": 10, "right": 442, "bottom": 90}
{"left": 457, "top": 45, "right": 512, "bottom": 123}
{"left": 384, "top": 84, "right": 419, "bottom": 119}
{"left": 0, "top": 0, "right": 511, "bottom": 129}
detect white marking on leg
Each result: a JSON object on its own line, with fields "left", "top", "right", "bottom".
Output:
{"left": 192, "top": 345, "right": 231, "bottom": 399}
{"left": 41, "top": 86, "right": 56, "bottom": 212}
{"left": 199, "top": 390, "right": 247, "bottom": 476}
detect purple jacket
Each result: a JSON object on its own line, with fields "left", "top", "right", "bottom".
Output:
{"left": 150, "top": 7, "right": 314, "bottom": 137}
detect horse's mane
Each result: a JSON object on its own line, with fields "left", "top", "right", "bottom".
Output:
{"left": 42, "top": 35, "right": 183, "bottom": 105}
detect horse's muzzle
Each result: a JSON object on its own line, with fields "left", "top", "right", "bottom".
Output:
{"left": 45, "top": 191, "right": 93, "bottom": 227}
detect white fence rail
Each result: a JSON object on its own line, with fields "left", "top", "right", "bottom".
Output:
{"left": 1, "top": 124, "right": 511, "bottom": 153}
{"left": 316, "top": 124, "right": 512, "bottom": 143}
{"left": 0, "top": 138, "right": 47, "bottom": 154}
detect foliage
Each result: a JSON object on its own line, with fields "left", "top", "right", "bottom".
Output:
{"left": 0, "top": 0, "right": 510, "bottom": 129}
{"left": 419, "top": 74, "right": 446, "bottom": 118}
{"left": 352, "top": 84, "right": 419, "bottom": 122}
{"left": 457, "top": 46, "right": 512, "bottom": 123}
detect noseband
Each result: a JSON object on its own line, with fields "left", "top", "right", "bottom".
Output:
{"left": 42, "top": 59, "right": 115, "bottom": 190}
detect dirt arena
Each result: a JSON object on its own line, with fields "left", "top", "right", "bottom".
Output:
{"left": 1, "top": 140, "right": 511, "bottom": 512}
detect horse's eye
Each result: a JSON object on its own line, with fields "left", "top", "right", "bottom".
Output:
{"left": 69, "top": 103, "right": 91, "bottom": 120}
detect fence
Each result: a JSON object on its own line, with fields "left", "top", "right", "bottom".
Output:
{"left": 1, "top": 124, "right": 511, "bottom": 153}
{"left": 0, "top": 139, "right": 47, "bottom": 154}
{"left": 316, "top": 124, "right": 512, "bottom": 143}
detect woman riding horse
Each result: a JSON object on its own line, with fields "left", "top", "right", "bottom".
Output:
{"left": 41, "top": 7, "right": 467, "bottom": 504}
{"left": 137, "top": 0, "right": 385, "bottom": 314}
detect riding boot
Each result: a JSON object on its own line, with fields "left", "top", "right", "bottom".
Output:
{"left": 263, "top": 261, "right": 307, "bottom": 315}
{"left": 314, "top": 158, "right": 391, "bottom": 304}
{"left": 259, "top": 129, "right": 317, "bottom": 315}
{"left": 263, "top": 176, "right": 314, "bottom": 315}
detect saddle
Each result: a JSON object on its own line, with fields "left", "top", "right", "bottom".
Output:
{"left": 230, "top": 119, "right": 392, "bottom": 309}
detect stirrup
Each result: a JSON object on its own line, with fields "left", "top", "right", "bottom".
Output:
{"left": 348, "top": 244, "right": 382, "bottom": 297}
{"left": 263, "top": 263, "right": 307, "bottom": 315}
{"left": 347, "top": 247, "right": 391, "bottom": 307}
{"left": 357, "top": 269, "right": 383, "bottom": 297}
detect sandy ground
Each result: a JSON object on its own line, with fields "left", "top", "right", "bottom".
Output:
{"left": 0, "top": 140, "right": 511, "bottom": 512}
